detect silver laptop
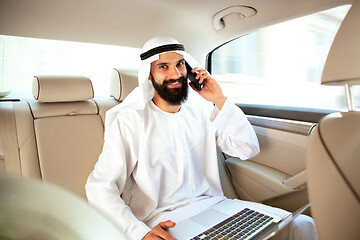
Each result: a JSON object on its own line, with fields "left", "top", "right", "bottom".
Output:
{"left": 168, "top": 199, "right": 309, "bottom": 240}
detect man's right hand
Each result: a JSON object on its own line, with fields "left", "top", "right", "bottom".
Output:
{"left": 142, "top": 220, "right": 177, "bottom": 240}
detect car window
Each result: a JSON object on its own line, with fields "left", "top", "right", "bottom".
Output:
{"left": 210, "top": 5, "right": 358, "bottom": 111}
{"left": 0, "top": 36, "right": 141, "bottom": 97}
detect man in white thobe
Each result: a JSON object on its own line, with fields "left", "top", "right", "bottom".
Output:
{"left": 86, "top": 37, "right": 317, "bottom": 240}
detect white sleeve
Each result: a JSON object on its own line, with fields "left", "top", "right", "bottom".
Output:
{"left": 211, "top": 98, "right": 260, "bottom": 160}
{"left": 85, "top": 117, "right": 150, "bottom": 240}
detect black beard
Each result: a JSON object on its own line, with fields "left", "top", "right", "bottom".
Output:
{"left": 150, "top": 74, "right": 188, "bottom": 106}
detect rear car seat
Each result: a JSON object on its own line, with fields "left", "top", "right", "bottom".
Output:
{"left": 0, "top": 71, "right": 138, "bottom": 198}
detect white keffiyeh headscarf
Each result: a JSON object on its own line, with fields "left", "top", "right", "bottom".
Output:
{"left": 104, "top": 37, "right": 204, "bottom": 131}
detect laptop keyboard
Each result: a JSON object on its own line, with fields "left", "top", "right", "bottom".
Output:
{"left": 190, "top": 208, "right": 274, "bottom": 240}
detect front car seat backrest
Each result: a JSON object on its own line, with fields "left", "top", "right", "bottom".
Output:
{"left": 306, "top": 2, "right": 360, "bottom": 239}
{"left": 0, "top": 175, "right": 127, "bottom": 239}
{"left": 307, "top": 112, "right": 360, "bottom": 239}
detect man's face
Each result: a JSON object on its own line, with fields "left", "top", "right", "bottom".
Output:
{"left": 149, "top": 52, "right": 188, "bottom": 105}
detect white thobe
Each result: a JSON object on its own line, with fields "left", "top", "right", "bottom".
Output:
{"left": 86, "top": 98, "right": 260, "bottom": 240}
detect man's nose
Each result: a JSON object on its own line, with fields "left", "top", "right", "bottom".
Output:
{"left": 168, "top": 65, "right": 181, "bottom": 79}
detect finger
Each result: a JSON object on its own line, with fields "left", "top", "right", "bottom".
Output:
{"left": 192, "top": 67, "right": 202, "bottom": 72}
{"left": 159, "top": 220, "right": 176, "bottom": 229}
{"left": 199, "top": 73, "right": 208, "bottom": 83}
{"left": 196, "top": 72, "right": 205, "bottom": 82}
{"left": 151, "top": 225, "right": 177, "bottom": 240}
{"left": 195, "top": 69, "right": 206, "bottom": 79}
{"left": 193, "top": 67, "right": 206, "bottom": 75}
{"left": 196, "top": 70, "right": 210, "bottom": 81}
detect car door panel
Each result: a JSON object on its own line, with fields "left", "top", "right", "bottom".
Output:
{"left": 224, "top": 115, "right": 316, "bottom": 211}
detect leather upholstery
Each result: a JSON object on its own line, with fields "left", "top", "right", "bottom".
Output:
{"left": 0, "top": 75, "right": 120, "bottom": 198}
{"left": 306, "top": 2, "right": 360, "bottom": 239}
{"left": 0, "top": 175, "right": 127, "bottom": 239}
{"left": 307, "top": 112, "right": 360, "bottom": 239}
{"left": 33, "top": 75, "right": 94, "bottom": 102}
{"left": 110, "top": 68, "right": 138, "bottom": 101}
{"left": 217, "top": 149, "right": 239, "bottom": 199}
{"left": 29, "top": 101, "right": 98, "bottom": 118}
{"left": 0, "top": 143, "right": 4, "bottom": 173}
{"left": 35, "top": 115, "right": 104, "bottom": 196}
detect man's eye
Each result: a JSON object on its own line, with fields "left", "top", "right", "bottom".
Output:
{"left": 159, "top": 65, "right": 167, "bottom": 69}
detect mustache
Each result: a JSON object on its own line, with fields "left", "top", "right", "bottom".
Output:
{"left": 163, "top": 76, "right": 187, "bottom": 86}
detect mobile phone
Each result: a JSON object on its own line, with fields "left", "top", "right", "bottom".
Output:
{"left": 185, "top": 62, "right": 202, "bottom": 91}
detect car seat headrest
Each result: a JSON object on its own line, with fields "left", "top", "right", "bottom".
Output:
{"left": 110, "top": 69, "right": 138, "bottom": 101}
{"left": 32, "top": 75, "right": 94, "bottom": 103}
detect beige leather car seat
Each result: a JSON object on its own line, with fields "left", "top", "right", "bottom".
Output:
{"left": 110, "top": 68, "right": 139, "bottom": 102}
{"left": 0, "top": 75, "right": 118, "bottom": 198}
{"left": 31, "top": 76, "right": 106, "bottom": 198}
{"left": 0, "top": 175, "right": 127, "bottom": 240}
{"left": 307, "top": 113, "right": 360, "bottom": 239}
{"left": 306, "top": 1, "right": 360, "bottom": 239}
{"left": 0, "top": 69, "right": 139, "bottom": 198}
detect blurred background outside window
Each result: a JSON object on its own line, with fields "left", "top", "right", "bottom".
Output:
{"left": 0, "top": 36, "right": 141, "bottom": 97}
{"left": 211, "top": 5, "right": 358, "bottom": 111}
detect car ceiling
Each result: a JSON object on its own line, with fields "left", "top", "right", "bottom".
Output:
{"left": 0, "top": 0, "right": 353, "bottom": 62}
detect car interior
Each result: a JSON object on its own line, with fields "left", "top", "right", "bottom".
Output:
{"left": 0, "top": 0, "right": 359, "bottom": 239}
